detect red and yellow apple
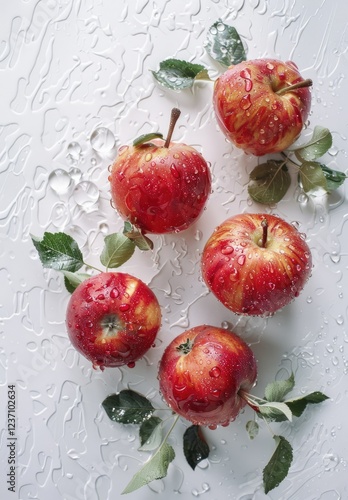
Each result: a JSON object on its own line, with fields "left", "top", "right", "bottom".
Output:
{"left": 66, "top": 272, "right": 161, "bottom": 369}
{"left": 213, "top": 59, "right": 312, "bottom": 156}
{"left": 109, "top": 108, "right": 211, "bottom": 234}
{"left": 158, "top": 325, "right": 257, "bottom": 428}
{"left": 201, "top": 213, "right": 312, "bottom": 316}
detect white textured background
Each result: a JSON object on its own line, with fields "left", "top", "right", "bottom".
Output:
{"left": 1, "top": 1, "right": 348, "bottom": 499}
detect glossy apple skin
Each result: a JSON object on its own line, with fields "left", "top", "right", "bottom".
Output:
{"left": 158, "top": 325, "right": 257, "bottom": 428}
{"left": 66, "top": 272, "right": 161, "bottom": 369}
{"left": 109, "top": 139, "right": 211, "bottom": 234}
{"left": 213, "top": 59, "right": 311, "bottom": 156}
{"left": 201, "top": 213, "right": 312, "bottom": 316}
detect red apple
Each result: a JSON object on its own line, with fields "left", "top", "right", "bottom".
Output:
{"left": 201, "top": 213, "right": 312, "bottom": 316}
{"left": 213, "top": 59, "right": 312, "bottom": 156}
{"left": 158, "top": 325, "right": 257, "bottom": 428}
{"left": 109, "top": 108, "right": 211, "bottom": 234}
{"left": 66, "top": 272, "right": 161, "bottom": 369}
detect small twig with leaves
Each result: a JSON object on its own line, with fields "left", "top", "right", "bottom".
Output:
{"left": 248, "top": 126, "right": 346, "bottom": 204}
{"left": 151, "top": 19, "right": 347, "bottom": 204}
{"left": 102, "top": 373, "right": 328, "bottom": 494}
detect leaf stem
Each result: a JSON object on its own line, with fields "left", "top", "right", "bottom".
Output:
{"left": 239, "top": 389, "right": 262, "bottom": 412}
{"left": 281, "top": 152, "right": 301, "bottom": 169}
{"left": 162, "top": 413, "right": 180, "bottom": 443}
{"left": 164, "top": 108, "right": 181, "bottom": 148}
{"left": 85, "top": 263, "right": 105, "bottom": 274}
{"left": 276, "top": 78, "right": 313, "bottom": 96}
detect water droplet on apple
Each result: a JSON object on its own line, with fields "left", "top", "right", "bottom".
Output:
{"left": 174, "top": 383, "right": 188, "bottom": 393}
{"left": 221, "top": 245, "right": 234, "bottom": 255}
{"left": 240, "top": 94, "right": 252, "bottom": 110}
{"left": 170, "top": 164, "right": 180, "bottom": 178}
{"left": 237, "top": 254, "right": 246, "bottom": 266}
{"left": 127, "top": 361, "right": 135, "bottom": 368}
{"left": 229, "top": 267, "right": 239, "bottom": 281}
{"left": 209, "top": 366, "right": 221, "bottom": 378}
{"left": 266, "top": 62, "right": 275, "bottom": 70}
{"left": 119, "top": 303, "right": 130, "bottom": 312}
{"left": 97, "top": 293, "right": 105, "bottom": 300}
{"left": 90, "top": 127, "right": 115, "bottom": 153}
{"left": 110, "top": 287, "right": 120, "bottom": 299}
{"left": 240, "top": 68, "right": 251, "bottom": 79}
{"left": 118, "top": 145, "right": 129, "bottom": 155}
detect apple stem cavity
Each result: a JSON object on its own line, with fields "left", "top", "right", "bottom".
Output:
{"left": 276, "top": 78, "right": 313, "bottom": 96}
{"left": 177, "top": 338, "right": 194, "bottom": 355}
{"left": 164, "top": 107, "right": 181, "bottom": 148}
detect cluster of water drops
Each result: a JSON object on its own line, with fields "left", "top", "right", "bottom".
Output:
{"left": 47, "top": 126, "right": 116, "bottom": 214}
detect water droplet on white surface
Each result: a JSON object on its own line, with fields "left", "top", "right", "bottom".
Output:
{"left": 48, "top": 168, "right": 71, "bottom": 194}
{"left": 90, "top": 127, "right": 115, "bottom": 153}
{"left": 99, "top": 222, "right": 109, "bottom": 234}
{"left": 67, "top": 141, "right": 82, "bottom": 159}
{"left": 73, "top": 181, "right": 99, "bottom": 209}
{"left": 323, "top": 453, "right": 339, "bottom": 471}
{"left": 68, "top": 167, "right": 82, "bottom": 183}
{"left": 51, "top": 202, "right": 70, "bottom": 228}
{"left": 194, "top": 229, "right": 203, "bottom": 241}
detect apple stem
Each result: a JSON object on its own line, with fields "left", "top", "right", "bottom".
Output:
{"left": 261, "top": 218, "right": 268, "bottom": 248}
{"left": 164, "top": 107, "right": 181, "bottom": 148}
{"left": 239, "top": 389, "right": 260, "bottom": 413}
{"left": 276, "top": 78, "right": 313, "bottom": 96}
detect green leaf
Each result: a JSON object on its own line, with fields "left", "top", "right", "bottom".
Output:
{"left": 123, "top": 221, "right": 154, "bottom": 251}
{"left": 246, "top": 420, "right": 259, "bottom": 440}
{"left": 248, "top": 161, "right": 291, "bottom": 204}
{"left": 102, "top": 390, "right": 155, "bottom": 424}
{"left": 258, "top": 402, "right": 293, "bottom": 422}
{"left": 100, "top": 232, "right": 135, "bottom": 268}
{"left": 63, "top": 271, "right": 91, "bottom": 293}
{"left": 294, "top": 126, "right": 332, "bottom": 161}
{"left": 285, "top": 391, "right": 329, "bottom": 418}
{"left": 31, "top": 232, "right": 84, "bottom": 272}
{"left": 133, "top": 133, "right": 164, "bottom": 147}
{"left": 299, "top": 161, "right": 328, "bottom": 194}
{"left": 139, "top": 417, "right": 163, "bottom": 451}
{"left": 183, "top": 425, "right": 210, "bottom": 470}
{"left": 263, "top": 436, "right": 293, "bottom": 494}
{"left": 122, "top": 442, "right": 175, "bottom": 494}
{"left": 264, "top": 373, "right": 295, "bottom": 403}
{"left": 204, "top": 20, "right": 247, "bottom": 66}
{"left": 151, "top": 58, "right": 211, "bottom": 91}
{"left": 321, "top": 165, "right": 347, "bottom": 192}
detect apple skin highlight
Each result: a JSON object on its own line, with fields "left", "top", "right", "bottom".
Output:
{"left": 201, "top": 213, "right": 313, "bottom": 317}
